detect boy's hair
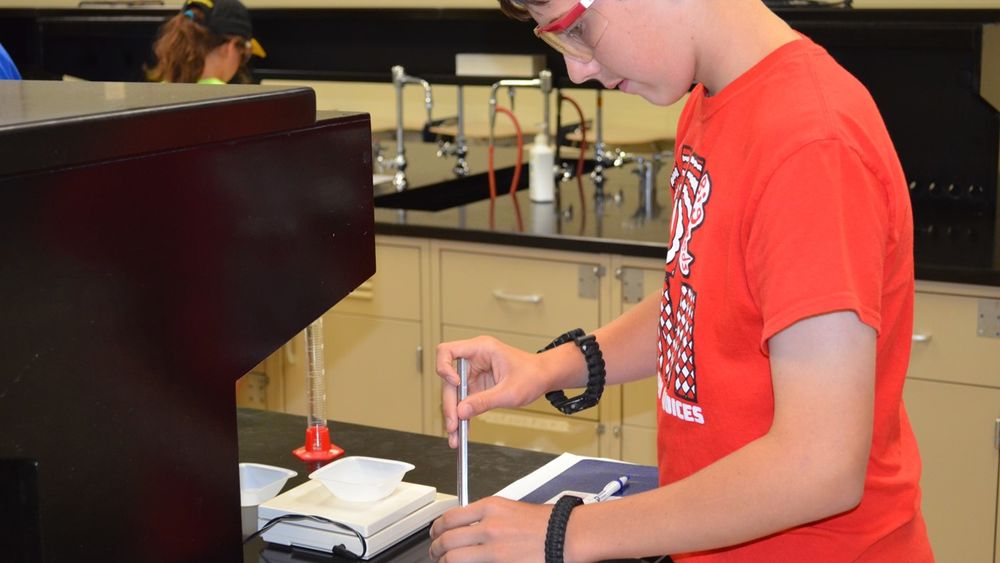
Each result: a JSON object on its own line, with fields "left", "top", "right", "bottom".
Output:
{"left": 497, "top": 0, "right": 549, "bottom": 21}
{"left": 145, "top": 11, "right": 231, "bottom": 83}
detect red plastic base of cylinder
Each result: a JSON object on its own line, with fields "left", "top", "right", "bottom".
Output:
{"left": 292, "top": 425, "right": 344, "bottom": 461}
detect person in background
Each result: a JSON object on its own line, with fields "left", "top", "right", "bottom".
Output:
{"left": 430, "top": 0, "right": 933, "bottom": 561}
{"left": 0, "top": 42, "right": 21, "bottom": 80}
{"left": 146, "top": 0, "right": 265, "bottom": 84}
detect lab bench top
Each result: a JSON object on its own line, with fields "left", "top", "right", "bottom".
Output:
{"left": 238, "top": 408, "right": 555, "bottom": 562}
{"left": 373, "top": 141, "right": 1000, "bottom": 288}
{"left": 239, "top": 408, "right": 665, "bottom": 562}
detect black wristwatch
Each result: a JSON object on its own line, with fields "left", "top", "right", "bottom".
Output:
{"left": 538, "top": 328, "right": 606, "bottom": 415}
{"left": 545, "top": 494, "right": 584, "bottom": 563}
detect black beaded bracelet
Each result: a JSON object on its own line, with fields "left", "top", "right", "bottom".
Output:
{"left": 539, "top": 329, "right": 606, "bottom": 415}
{"left": 545, "top": 495, "right": 584, "bottom": 563}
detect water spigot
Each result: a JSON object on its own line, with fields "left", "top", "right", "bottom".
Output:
{"left": 388, "top": 65, "right": 435, "bottom": 191}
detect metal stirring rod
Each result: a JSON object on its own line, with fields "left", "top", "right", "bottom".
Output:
{"left": 456, "top": 358, "right": 470, "bottom": 506}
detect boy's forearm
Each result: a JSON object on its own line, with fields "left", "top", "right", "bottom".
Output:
{"left": 565, "top": 432, "right": 862, "bottom": 561}
{"left": 594, "top": 291, "right": 661, "bottom": 386}
{"left": 539, "top": 290, "right": 662, "bottom": 392}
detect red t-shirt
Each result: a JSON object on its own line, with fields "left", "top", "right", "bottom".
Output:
{"left": 656, "top": 37, "right": 932, "bottom": 561}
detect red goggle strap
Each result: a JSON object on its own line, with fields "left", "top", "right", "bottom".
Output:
{"left": 537, "top": 0, "right": 596, "bottom": 33}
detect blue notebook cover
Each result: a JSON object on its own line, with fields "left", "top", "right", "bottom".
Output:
{"left": 518, "top": 459, "right": 659, "bottom": 504}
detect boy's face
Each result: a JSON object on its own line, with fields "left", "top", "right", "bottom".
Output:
{"left": 527, "top": 0, "right": 696, "bottom": 107}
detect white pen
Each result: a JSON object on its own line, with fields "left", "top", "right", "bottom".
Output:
{"left": 584, "top": 475, "right": 629, "bottom": 504}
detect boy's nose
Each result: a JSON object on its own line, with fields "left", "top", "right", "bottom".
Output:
{"left": 564, "top": 56, "right": 601, "bottom": 84}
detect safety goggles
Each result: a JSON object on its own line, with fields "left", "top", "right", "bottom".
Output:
{"left": 233, "top": 37, "right": 267, "bottom": 63}
{"left": 533, "top": 0, "right": 609, "bottom": 63}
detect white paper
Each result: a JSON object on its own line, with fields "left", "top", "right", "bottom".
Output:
{"left": 494, "top": 452, "right": 639, "bottom": 500}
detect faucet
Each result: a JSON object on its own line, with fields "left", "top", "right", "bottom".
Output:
{"left": 488, "top": 70, "right": 553, "bottom": 147}
{"left": 631, "top": 152, "right": 668, "bottom": 220}
{"left": 436, "top": 85, "right": 470, "bottom": 177}
{"left": 384, "top": 65, "right": 433, "bottom": 191}
{"left": 590, "top": 89, "right": 615, "bottom": 200}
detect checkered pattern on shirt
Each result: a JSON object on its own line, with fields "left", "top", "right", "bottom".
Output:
{"left": 658, "top": 275, "right": 699, "bottom": 404}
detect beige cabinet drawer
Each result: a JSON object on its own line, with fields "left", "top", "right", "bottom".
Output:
{"left": 443, "top": 325, "right": 598, "bottom": 421}
{"left": 909, "top": 291, "right": 1000, "bottom": 387}
{"left": 332, "top": 243, "right": 422, "bottom": 322}
{"left": 620, "top": 424, "right": 658, "bottom": 466}
{"left": 439, "top": 249, "right": 601, "bottom": 337}
{"left": 470, "top": 408, "right": 601, "bottom": 456}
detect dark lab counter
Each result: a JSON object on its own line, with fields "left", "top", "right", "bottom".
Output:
{"left": 239, "top": 409, "right": 668, "bottom": 563}
{"left": 239, "top": 408, "right": 553, "bottom": 562}
{"left": 372, "top": 142, "right": 1000, "bottom": 288}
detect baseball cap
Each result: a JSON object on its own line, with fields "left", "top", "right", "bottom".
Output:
{"left": 183, "top": 0, "right": 266, "bottom": 58}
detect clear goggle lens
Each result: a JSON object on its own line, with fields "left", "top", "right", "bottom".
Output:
{"left": 533, "top": 6, "right": 608, "bottom": 63}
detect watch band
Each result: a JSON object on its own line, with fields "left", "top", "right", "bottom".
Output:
{"left": 539, "top": 329, "right": 606, "bottom": 415}
{"left": 545, "top": 494, "right": 584, "bottom": 563}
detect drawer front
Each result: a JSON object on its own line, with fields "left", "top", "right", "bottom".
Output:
{"left": 471, "top": 408, "right": 601, "bottom": 457}
{"left": 909, "top": 291, "right": 1000, "bottom": 387}
{"left": 440, "top": 250, "right": 601, "bottom": 337}
{"left": 443, "top": 325, "right": 598, "bottom": 421}
{"left": 333, "top": 243, "right": 421, "bottom": 321}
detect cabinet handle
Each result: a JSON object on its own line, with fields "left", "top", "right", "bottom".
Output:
{"left": 416, "top": 346, "right": 423, "bottom": 374}
{"left": 911, "top": 333, "right": 932, "bottom": 343}
{"left": 346, "top": 281, "right": 375, "bottom": 301}
{"left": 492, "top": 289, "right": 543, "bottom": 304}
{"left": 994, "top": 418, "right": 999, "bottom": 451}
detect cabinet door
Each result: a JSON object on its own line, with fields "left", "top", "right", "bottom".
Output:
{"left": 285, "top": 313, "right": 424, "bottom": 433}
{"left": 442, "top": 326, "right": 597, "bottom": 421}
{"left": 903, "top": 378, "right": 1000, "bottom": 563}
{"left": 442, "top": 325, "right": 603, "bottom": 456}
{"left": 617, "top": 264, "right": 665, "bottom": 464}
{"left": 621, "top": 424, "right": 658, "bottom": 466}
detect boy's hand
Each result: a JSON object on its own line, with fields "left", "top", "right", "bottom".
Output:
{"left": 436, "top": 336, "right": 552, "bottom": 448}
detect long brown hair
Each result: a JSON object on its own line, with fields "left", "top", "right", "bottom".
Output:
{"left": 146, "top": 11, "right": 232, "bottom": 83}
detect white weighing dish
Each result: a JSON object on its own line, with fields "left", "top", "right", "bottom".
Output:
{"left": 239, "top": 463, "right": 297, "bottom": 507}
{"left": 309, "top": 456, "right": 415, "bottom": 502}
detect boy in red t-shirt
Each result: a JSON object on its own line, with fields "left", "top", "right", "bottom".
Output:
{"left": 430, "top": 0, "right": 933, "bottom": 561}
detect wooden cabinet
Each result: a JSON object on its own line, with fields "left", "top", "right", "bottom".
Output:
{"left": 432, "top": 241, "right": 617, "bottom": 456}
{"left": 245, "top": 237, "right": 1000, "bottom": 563}
{"left": 905, "top": 281, "right": 1000, "bottom": 563}
{"left": 613, "top": 256, "right": 666, "bottom": 466}
{"left": 439, "top": 247, "right": 603, "bottom": 337}
{"left": 903, "top": 379, "right": 999, "bottom": 563}
{"left": 442, "top": 325, "right": 605, "bottom": 455}
{"left": 281, "top": 236, "right": 433, "bottom": 434}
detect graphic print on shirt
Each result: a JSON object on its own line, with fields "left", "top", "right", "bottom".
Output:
{"left": 658, "top": 146, "right": 711, "bottom": 425}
